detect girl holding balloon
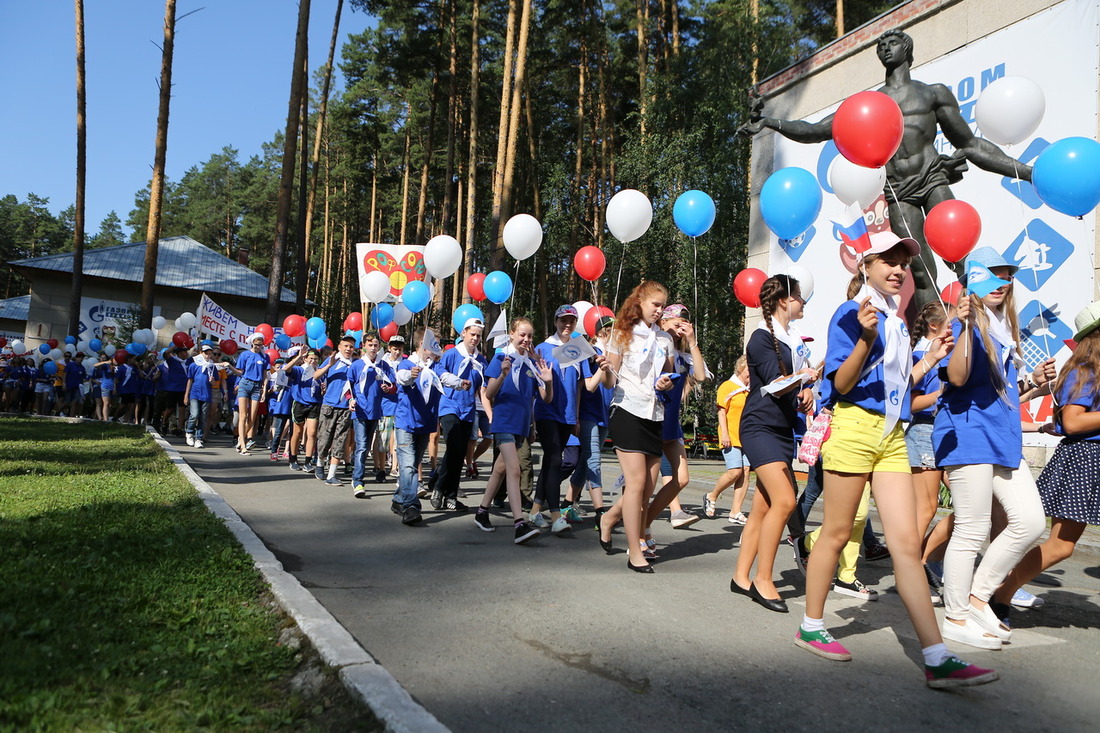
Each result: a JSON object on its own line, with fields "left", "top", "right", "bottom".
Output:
{"left": 730, "top": 274, "right": 815, "bottom": 610}
{"left": 92, "top": 354, "right": 115, "bottom": 421}
{"left": 234, "top": 332, "right": 269, "bottom": 455}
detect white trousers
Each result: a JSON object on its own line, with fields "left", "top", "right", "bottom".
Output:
{"left": 942, "top": 461, "right": 1046, "bottom": 620}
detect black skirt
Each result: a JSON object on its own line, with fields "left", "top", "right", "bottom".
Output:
{"left": 609, "top": 407, "right": 663, "bottom": 457}
{"left": 1037, "top": 439, "right": 1100, "bottom": 525}
{"left": 740, "top": 424, "right": 795, "bottom": 469}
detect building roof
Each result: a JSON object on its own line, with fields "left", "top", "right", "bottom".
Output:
{"left": 9, "top": 235, "right": 300, "bottom": 304}
{"left": 0, "top": 294, "right": 30, "bottom": 321}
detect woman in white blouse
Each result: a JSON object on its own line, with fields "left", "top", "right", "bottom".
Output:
{"left": 598, "top": 281, "right": 676, "bottom": 573}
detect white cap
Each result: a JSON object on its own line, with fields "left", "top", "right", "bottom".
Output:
{"left": 247, "top": 332, "right": 265, "bottom": 344}
{"left": 462, "top": 318, "right": 485, "bottom": 331}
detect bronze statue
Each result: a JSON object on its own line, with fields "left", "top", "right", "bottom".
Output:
{"left": 742, "top": 29, "right": 1032, "bottom": 309}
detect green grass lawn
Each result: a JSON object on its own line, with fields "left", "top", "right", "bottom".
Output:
{"left": 0, "top": 417, "right": 380, "bottom": 731}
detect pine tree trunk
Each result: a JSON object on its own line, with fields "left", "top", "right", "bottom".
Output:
{"left": 369, "top": 153, "right": 378, "bottom": 242}
{"left": 399, "top": 112, "right": 412, "bottom": 244}
{"left": 140, "top": 0, "right": 177, "bottom": 326}
{"left": 68, "top": 0, "right": 87, "bottom": 337}
{"left": 440, "top": 0, "right": 458, "bottom": 230}
{"left": 295, "top": 68, "right": 309, "bottom": 312}
{"left": 494, "top": 0, "right": 532, "bottom": 270}
{"left": 305, "top": 0, "right": 343, "bottom": 285}
{"left": 266, "top": 0, "right": 311, "bottom": 323}
{"left": 415, "top": 71, "right": 439, "bottom": 245}
{"left": 488, "top": 0, "right": 518, "bottom": 267}
{"left": 462, "top": 0, "right": 480, "bottom": 297}
{"left": 635, "top": 0, "right": 648, "bottom": 139}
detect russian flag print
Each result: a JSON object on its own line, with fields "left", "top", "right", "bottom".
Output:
{"left": 832, "top": 203, "right": 872, "bottom": 255}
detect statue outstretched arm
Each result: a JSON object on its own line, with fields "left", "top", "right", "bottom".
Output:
{"left": 739, "top": 113, "right": 834, "bottom": 143}
{"left": 933, "top": 84, "right": 1032, "bottom": 182}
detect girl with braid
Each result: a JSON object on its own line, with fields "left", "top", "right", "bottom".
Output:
{"left": 730, "top": 275, "right": 815, "bottom": 612}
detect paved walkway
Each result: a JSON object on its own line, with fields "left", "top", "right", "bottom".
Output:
{"left": 179, "top": 430, "right": 1100, "bottom": 732}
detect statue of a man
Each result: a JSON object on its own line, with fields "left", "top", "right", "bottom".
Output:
{"left": 742, "top": 29, "right": 1032, "bottom": 309}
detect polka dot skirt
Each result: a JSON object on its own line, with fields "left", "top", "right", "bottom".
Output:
{"left": 1037, "top": 440, "right": 1100, "bottom": 526}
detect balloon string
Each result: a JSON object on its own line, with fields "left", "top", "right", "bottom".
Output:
{"left": 884, "top": 178, "right": 950, "bottom": 326}
{"left": 692, "top": 235, "right": 699, "bottom": 323}
{"left": 613, "top": 236, "right": 627, "bottom": 308}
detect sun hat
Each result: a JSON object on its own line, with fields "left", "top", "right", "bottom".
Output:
{"left": 246, "top": 332, "right": 265, "bottom": 344}
{"left": 865, "top": 230, "right": 920, "bottom": 257}
{"left": 662, "top": 304, "right": 689, "bottom": 320}
{"left": 967, "top": 245, "right": 1019, "bottom": 275}
{"left": 555, "top": 304, "right": 579, "bottom": 319}
{"left": 1073, "top": 300, "right": 1100, "bottom": 342}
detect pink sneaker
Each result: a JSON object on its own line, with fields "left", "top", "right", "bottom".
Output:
{"left": 794, "top": 627, "right": 852, "bottom": 661}
{"left": 925, "top": 656, "right": 999, "bottom": 689}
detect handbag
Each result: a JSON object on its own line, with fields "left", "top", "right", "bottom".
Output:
{"left": 798, "top": 410, "right": 833, "bottom": 465}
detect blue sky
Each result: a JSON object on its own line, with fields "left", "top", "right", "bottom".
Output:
{"left": 0, "top": 1, "right": 373, "bottom": 234}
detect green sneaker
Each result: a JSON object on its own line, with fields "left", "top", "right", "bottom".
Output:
{"left": 924, "top": 656, "right": 999, "bottom": 689}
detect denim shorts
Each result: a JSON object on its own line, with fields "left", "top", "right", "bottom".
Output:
{"left": 722, "top": 444, "right": 750, "bottom": 471}
{"left": 237, "top": 377, "right": 263, "bottom": 401}
{"left": 493, "top": 432, "right": 526, "bottom": 447}
{"left": 905, "top": 420, "right": 937, "bottom": 469}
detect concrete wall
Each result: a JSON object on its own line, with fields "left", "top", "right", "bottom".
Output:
{"left": 23, "top": 272, "right": 296, "bottom": 350}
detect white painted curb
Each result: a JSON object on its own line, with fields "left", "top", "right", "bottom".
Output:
{"left": 145, "top": 426, "right": 449, "bottom": 733}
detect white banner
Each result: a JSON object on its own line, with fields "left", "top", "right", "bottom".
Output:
{"left": 78, "top": 297, "right": 161, "bottom": 341}
{"left": 768, "top": 0, "right": 1099, "bottom": 431}
{"left": 197, "top": 293, "right": 254, "bottom": 348}
{"left": 356, "top": 243, "right": 431, "bottom": 303}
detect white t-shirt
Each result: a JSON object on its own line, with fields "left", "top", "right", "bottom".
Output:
{"left": 607, "top": 322, "right": 675, "bottom": 422}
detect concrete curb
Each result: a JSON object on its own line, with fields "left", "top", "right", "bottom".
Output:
{"left": 144, "top": 426, "right": 449, "bottom": 733}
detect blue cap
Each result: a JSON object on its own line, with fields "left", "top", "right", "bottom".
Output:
{"left": 967, "top": 246, "right": 1018, "bottom": 275}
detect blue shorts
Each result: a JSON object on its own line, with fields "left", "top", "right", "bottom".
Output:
{"left": 722, "top": 445, "right": 750, "bottom": 471}
{"left": 493, "top": 432, "right": 526, "bottom": 447}
{"left": 236, "top": 378, "right": 263, "bottom": 401}
{"left": 472, "top": 412, "right": 491, "bottom": 440}
{"left": 905, "top": 420, "right": 936, "bottom": 469}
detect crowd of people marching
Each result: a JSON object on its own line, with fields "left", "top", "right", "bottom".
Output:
{"left": 4, "top": 228, "right": 1100, "bottom": 691}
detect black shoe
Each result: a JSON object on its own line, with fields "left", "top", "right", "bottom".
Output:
{"left": 430, "top": 489, "right": 443, "bottom": 510}
{"left": 627, "top": 560, "right": 654, "bottom": 574}
{"left": 793, "top": 534, "right": 809, "bottom": 575}
{"left": 749, "top": 583, "right": 789, "bottom": 613}
{"left": 514, "top": 521, "right": 540, "bottom": 544}
{"left": 401, "top": 506, "right": 422, "bottom": 525}
{"left": 730, "top": 579, "right": 752, "bottom": 597}
{"left": 445, "top": 498, "right": 468, "bottom": 513}
{"left": 375, "top": 469, "right": 387, "bottom": 483}
{"left": 474, "top": 510, "right": 495, "bottom": 532}
{"left": 864, "top": 542, "right": 891, "bottom": 562}
{"left": 391, "top": 501, "right": 403, "bottom": 516}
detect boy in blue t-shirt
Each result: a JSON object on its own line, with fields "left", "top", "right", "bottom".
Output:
{"left": 348, "top": 333, "right": 396, "bottom": 496}
{"left": 392, "top": 329, "right": 445, "bottom": 525}
{"left": 184, "top": 343, "right": 217, "bottom": 447}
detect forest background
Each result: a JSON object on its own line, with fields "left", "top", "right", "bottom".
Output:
{"left": 0, "top": 0, "right": 897, "bottom": 434}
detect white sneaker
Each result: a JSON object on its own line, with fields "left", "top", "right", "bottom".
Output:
{"left": 529, "top": 512, "right": 550, "bottom": 529}
{"left": 185, "top": 433, "right": 194, "bottom": 446}
{"left": 942, "top": 618, "right": 1002, "bottom": 650}
{"left": 551, "top": 516, "right": 571, "bottom": 534}
{"left": 670, "top": 510, "right": 701, "bottom": 529}
{"left": 194, "top": 440, "right": 204, "bottom": 449}
{"left": 1011, "top": 588, "right": 1045, "bottom": 609}
{"left": 969, "top": 603, "right": 1012, "bottom": 641}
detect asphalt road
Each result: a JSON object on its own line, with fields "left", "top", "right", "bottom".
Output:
{"left": 178, "top": 430, "right": 1100, "bottom": 733}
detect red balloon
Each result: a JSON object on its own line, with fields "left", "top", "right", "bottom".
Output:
{"left": 344, "top": 312, "right": 364, "bottom": 331}
{"left": 583, "top": 305, "right": 615, "bottom": 337}
{"left": 379, "top": 322, "right": 399, "bottom": 342}
{"left": 172, "top": 331, "right": 190, "bottom": 348}
{"left": 255, "top": 323, "right": 274, "bottom": 346}
{"left": 924, "top": 200, "right": 981, "bottom": 262}
{"left": 574, "top": 246, "right": 606, "bottom": 282}
{"left": 0, "top": 337, "right": 6, "bottom": 348}
{"left": 732, "top": 268, "right": 767, "bottom": 308}
{"left": 219, "top": 339, "right": 238, "bottom": 355}
{"left": 466, "top": 273, "right": 487, "bottom": 301}
{"left": 264, "top": 348, "right": 281, "bottom": 366}
{"left": 833, "top": 91, "right": 904, "bottom": 168}
{"left": 444, "top": 344, "right": 455, "bottom": 351}
{"left": 47, "top": 338, "right": 59, "bottom": 349}
{"left": 283, "top": 314, "right": 306, "bottom": 337}
{"left": 940, "top": 281, "right": 964, "bottom": 305}
{"left": 113, "top": 349, "right": 129, "bottom": 365}
{"left": 325, "top": 338, "right": 334, "bottom": 349}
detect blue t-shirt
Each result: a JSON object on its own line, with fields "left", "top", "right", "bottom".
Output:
{"left": 318, "top": 357, "right": 352, "bottom": 409}
{"left": 93, "top": 364, "right": 114, "bottom": 391}
{"left": 532, "top": 340, "right": 580, "bottom": 425}
{"left": 162, "top": 357, "right": 188, "bottom": 391}
{"left": 1053, "top": 371, "right": 1100, "bottom": 441}
{"left": 395, "top": 358, "right": 443, "bottom": 433}
{"left": 933, "top": 320, "right": 1022, "bottom": 468}
{"left": 115, "top": 363, "right": 142, "bottom": 395}
{"left": 235, "top": 349, "right": 267, "bottom": 382}
{"left": 348, "top": 358, "right": 395, "bottom": 421}
{"left": 63, "top": 361, "right": 86, "bottom": 390}
{"left": 825, "top": 300, "right": 912, "bottom": 422}
{"left": 186, "top": 362, "right": 214, "bottom": 402}
{"left": 577, "top": 350, "right": 613, "bottom": 426}
{"left": 910, "top": 341, "right": 944, "bottom": 419}
{"left": 269, "top": 372, "right": 293, "bottom": 414}
{"left": 287, "top": 365, "right": 319, "bottom": 405}
{"left": 379, "top": 356, "right": 401, "bottom": 417}
{"left": 485, "top": 352, "right": 541, "bottom": 436}
{"left": 661, "top": 353, "right": 690, "bottom": 441}
{"left": 437, "top": 347, "right": 487, "bottom": 421}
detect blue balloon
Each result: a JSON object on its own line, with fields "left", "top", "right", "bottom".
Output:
{"left": 89, "top": 338, "right": 103, "bottom": 353}
{"left": 672, "top": 190, "right": 717, "bottom": 237}
{"left": 452, "top": 304, "right": 485, "bottom": 333}
{"left": 308, "top": 336, "right": 326, "bottom": 350}
{"left": 370, "top": 303, "right": 394, "bottom": 328}
{"left": 1033, "top": 137, "right": 1100, "bottom": 217}
{"left": 306, "top": 316, "right": 326, "bottom": 339}
{"left": 482, "top": 270, "right": 513, "bottom": 305}
{"left": 402, "top": 281, "right": 431, "bottom": 313}
{"left": 64, "top": 335, "right": 77, "bottom": 345}
{"left": 202, "top": 339, "right": 215, "bottom": 347}
{"left": 760, "top": 167, "right": 822, "bottom": 240}
{"left": 129, "top": 342, "right": 147, "bottom": 356}
{"left": 43, "top": 360, "right": 57, "bottom": 376}
{"left": 343, "top": 329, "right": 363, "bottom": 347}
{"left": 274, "top": 333, "right": 291, "bottom": 350}
{"left": 39, "top": 343, "right": 50, "bottom": 355}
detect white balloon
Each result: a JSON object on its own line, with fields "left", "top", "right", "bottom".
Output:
{"left": 178, "top": 312, "right": 197, "bottom": 330}
{"left": 362, "top": 270, "right": 392, "bottom": 303}
{"left": 49, "top": 348, "right": 63, "bottom": 361}
{"left": 77, "top": 340, "right": 91, "bottom": 354}
{"left": 573, "top": 300, "right": 594, "bottom": 326}
{"left": 104, "top": 344, "right": 117, "bottom": 357}
{"left": 828, "top": 156, "right": 886, "bottom": 209}
{"left": 64, "top": 346, "right": 75, "bottom": 355}
{"left": 151, "top": 315, "right": 167, "bottom": 330}
{"left": 144, "top": 329, "right": 158, "bottom": 345}
{"left": 605, "top": 189, "right": 653, "bottom": 243}
{"left": 10, "top": 340, "right": 24, "bottom": 354}
{"left": 83, "top": 357, "right": 97, "bottom": 371}
{"left": 783, "top": 263, "right": 816, "bottom": 300}
{"left": 392, "top": 303, "right": 413, "bottom": 326}
{"left": 424, "top": 235, "right": 463, "bottom": 279}
{"left": 502, "top": 214, "right": 543, "bottom": 260}
{"left": 975, "top": 76, "right": 1045, "bottom": 146}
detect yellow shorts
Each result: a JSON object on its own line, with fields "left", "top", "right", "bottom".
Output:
{"left": 821, "top": 403, "right": 910, "bottom": 474}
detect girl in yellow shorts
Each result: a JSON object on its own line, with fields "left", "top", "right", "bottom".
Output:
{"left": 793, "top": 230, "right": 997, "bottom": 690}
